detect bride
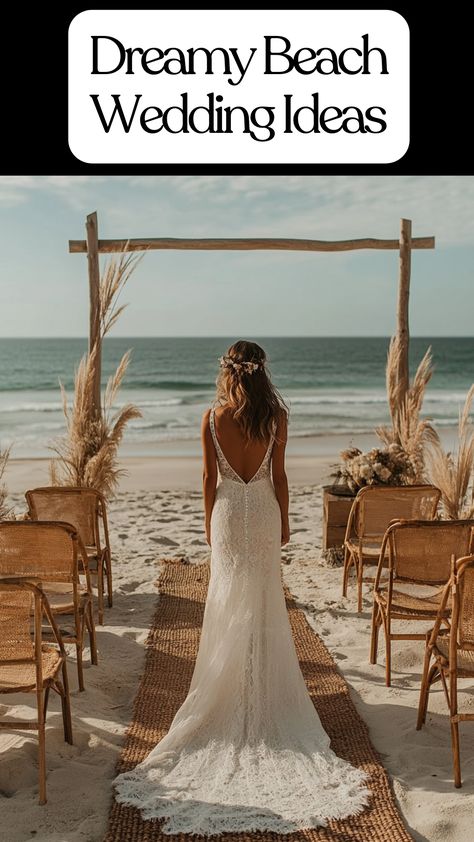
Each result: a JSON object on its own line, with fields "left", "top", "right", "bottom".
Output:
{"left": 114, "top": 340, "right": 370, "bottom": 835}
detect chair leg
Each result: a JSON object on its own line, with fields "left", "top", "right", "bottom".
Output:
{"left": 451, "top": 719, "right": 462, "bottom": 788}
{"left": 357, "top": 558, "right": 363, "bottom": 613}
{"left": 427, "top": 665, "right": 440, "bottom": 715}
{"left": 450, "top": 663, "right": 462, "bottom": 788}
{"left": 105, "top": 549, "right": 113, "bottom": 608}
{"left": 86, "top": 601, "right": 99, "bottom": 666}
{"left": 76, "top": 645, "right": 84, "bottom": 692}
{"left": 342, "top": 548, "right": 352, "bottom": 597}
{"left": 417, "top": 641, "right": 436, "bottom": 729}
{"left": 369, "top": 601, "right": 381, "bottom": 664}
{"left": 97, "top": 565, "right": 104, "bottom": 626}
{"left": 381, "top": 611, "right": 391, "bottom": 687}
{"left": 37, "top": 688, "right": 47, "bottom": 805}
{"left": 43, "top": 686, "right": 50, "bottom": 725}
{"left": 439, "top": 667, "right": 451, "bottom": 709}
{"left": 76, "top": 615, "right": 85, "bottom": 692}
{"left": 60, "top": 661, "right": 73, "bottom": 745}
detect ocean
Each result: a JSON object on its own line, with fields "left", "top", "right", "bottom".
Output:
{"left": 0, "top": 337, "right": 471, "bottom": 458}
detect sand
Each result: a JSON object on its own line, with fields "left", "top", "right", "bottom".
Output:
{"left": 1, "top": 456, "right": 473, "bottom": 842}
{"left": 4, "top": 452, "right": 335, "bottom": 494}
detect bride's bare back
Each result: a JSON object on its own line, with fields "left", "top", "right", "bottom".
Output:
{"left": 212, "top": 405, "right": 271, "bottom": 484}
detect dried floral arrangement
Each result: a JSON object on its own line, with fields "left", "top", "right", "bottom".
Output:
{"left": 49, "top": 249, "right": 143, "bottom": 498}
{"left": 335, "top": 443, "right": 416, "bottom": 493}
{"left": 334, "top": 336, "right": 436, "bottom": 492}
{"left": 375, "top": 336, "right": 437, "bottom": 481}
{"left": 427, "top": 385, "right": 474, "bottom": 519}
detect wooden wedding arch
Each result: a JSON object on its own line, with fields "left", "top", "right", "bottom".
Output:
{"left": 69, "top": 212, "right": 435, "bottom": 420}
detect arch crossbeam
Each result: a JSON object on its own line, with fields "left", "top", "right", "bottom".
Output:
{"left": 70, "top": 212, "right": 435, "bottom": 421}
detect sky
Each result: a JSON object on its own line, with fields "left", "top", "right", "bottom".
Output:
{"left": 0, "top": 175, "right": 472, "bottom": 337}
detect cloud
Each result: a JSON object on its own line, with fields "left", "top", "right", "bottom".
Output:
{"left": 160, "top": 175, "right": 474, "bottom": 246}
{"left": 100, "top": 175, "right": 474, "bottom": 247}
{"left": 0, "top": 176, "right": 39, "bottom": 206}
{"left": 118, "top": 175, "right": 474, "bottom": 247}
{"left": 0, "top": 173, "right": 472, "bottom": 338}
{"left": 1, "top": 175, "right": 474, "bottom": 247}
{"left": 0, "top": 175, "right": 108, "bottom": 208}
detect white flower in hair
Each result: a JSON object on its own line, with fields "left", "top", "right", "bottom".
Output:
{"left": 218, "top": 356, "right": 262, "bottom": 374}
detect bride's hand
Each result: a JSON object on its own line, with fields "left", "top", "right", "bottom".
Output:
{"left": 281, "top": 523, "right": 290, "bottom": 546}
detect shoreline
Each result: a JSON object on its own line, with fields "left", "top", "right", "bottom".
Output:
{"left": 4, "top": 427, "right": 459, "bottom": 457}
{"left": 5, "top": 454, "right": 335, "bottom": 493}
{"left": 4, "top": 427, "right": 460, "bottom": 494}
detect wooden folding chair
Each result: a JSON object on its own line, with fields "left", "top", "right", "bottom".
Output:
{"left": 370, "top": 519, "right": 474, "bottom": 686}
{"left": 0, "top": 521, "right": 98, "bottom": 691}
{"left": 0, "top": 577, "right": 73, "bottom": 804}
{"left": 417, "top": 553, "right": 474, "bottom": 787}
{"left": 342, "top": 484, "right": 441, "bottom": 612}
{"left": 26, "top": 487, "right": 112, "bottom": 625}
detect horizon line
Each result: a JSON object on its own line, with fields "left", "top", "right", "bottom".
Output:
{"left": 0, "top": 335, "right": 472, "bottom": 341}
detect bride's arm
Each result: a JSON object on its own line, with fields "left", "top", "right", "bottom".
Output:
{"left": 201, "top": 409, "right": 218, "bottom": 545}
{"left": 272, "top": 411, "right": 290, "bottom": 546}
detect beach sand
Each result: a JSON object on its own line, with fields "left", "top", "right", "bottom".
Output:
{"left": 1, "top": 455, "right": 473, "bottom": 841}
{"left": 5, "top": 452, "right": 334, "bottom": 494}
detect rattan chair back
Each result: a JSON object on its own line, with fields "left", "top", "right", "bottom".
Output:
{"left": 0, "top": 521, "right": 79, "bottom": 582}
{"left": 455, "top": 556, "right": 474, "bottom": 650}
{"left": 353, "top": 485, "right": 440, "bottom": 540}
{"left": 389, "top": 520, "right": 474, "bottom": 585}
{"left": 0, "top": 586, "right": 34, "bottom": 663}
{"left": 26, "top": 487, "right": 101, "bottom": 547}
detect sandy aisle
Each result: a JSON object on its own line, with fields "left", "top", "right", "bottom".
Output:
{"left": 0, "top": 472, "right": 472, "bottom": 841}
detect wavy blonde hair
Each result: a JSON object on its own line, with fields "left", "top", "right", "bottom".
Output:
{"left": 215, "top": 341, "right": 288, "bottom": 442}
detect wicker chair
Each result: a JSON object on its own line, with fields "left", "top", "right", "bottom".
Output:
{"left": 370, "top": 519, "right": 474, "bottom": 687}
{"left": 417, "top": 554, "right": 474, "bottom": 787}
{"left": 342, "top": 485, "right": 441, "bottom": 612}
{"left": 26, "top": 487, "right": 112, "bottom": 625}
{"left": 0, "top": 577, "right": 73, "bottom": 804}
{"left": 0, "top": 521, "right": 98, "bottom": 692}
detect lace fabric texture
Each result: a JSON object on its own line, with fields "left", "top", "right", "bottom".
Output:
{"left": 114, "top": 408, "right": 370, "bottom": 834}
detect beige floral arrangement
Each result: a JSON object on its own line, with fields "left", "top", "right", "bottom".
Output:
{"left": 334, "top": 337, "right": 435, "bottom": 495}
{"left": 335, "top": 443, "right": 417, "bottom": 493}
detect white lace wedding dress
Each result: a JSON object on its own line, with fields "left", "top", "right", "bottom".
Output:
{"left": 114, "top": 407, "right": 370, "bottom": 834}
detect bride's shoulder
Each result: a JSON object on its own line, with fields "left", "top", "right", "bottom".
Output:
{"left": 274, "top": 407, "right": 288, "bottom": 439}
{"left": 211, "top": 403, "right": 230, "bottom": 420}
{"left": 201, "top": 407, "right": 212, "bottom": 428}
{"left": 201, "top": 404, "right": 222, "bottom": 425}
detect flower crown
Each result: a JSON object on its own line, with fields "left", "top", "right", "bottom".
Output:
{"left": 219, "top": 355, "right": 263, "bottom": 375}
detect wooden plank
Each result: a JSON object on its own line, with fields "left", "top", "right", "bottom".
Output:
{"left": 86, "top": 212, "right": 101, "bottom": 420}
{"left": 325, "top": 497, "right": 354, "bottom": 525}
{"left": 69, "top": 235, "right": 436, "bottom": 255}
{"left": 323, "top": 525, "right": 349, "bottom": 548}
{"left": 322, "top": 486, "right": 355, "bottom": 549}
{"left": 397, "top": 218, "right": 412, "bottom": 398}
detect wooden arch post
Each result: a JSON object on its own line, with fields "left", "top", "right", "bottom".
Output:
{"left": 397, "top": 218, "right": 412, "bottom": 399}
{"left": 85, "top": 212, "right": 101, "bottom": 420}
{"left": 74, "top": 215, "right": 433, "bottom": 422}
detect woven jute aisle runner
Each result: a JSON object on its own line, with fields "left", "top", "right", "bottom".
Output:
{"left": 104, "top": 560, "right": 414, "bottom": 842}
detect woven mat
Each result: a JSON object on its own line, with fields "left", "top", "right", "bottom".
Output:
{"left": 105, "top": 560, "right": 413, "bottom": 842}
